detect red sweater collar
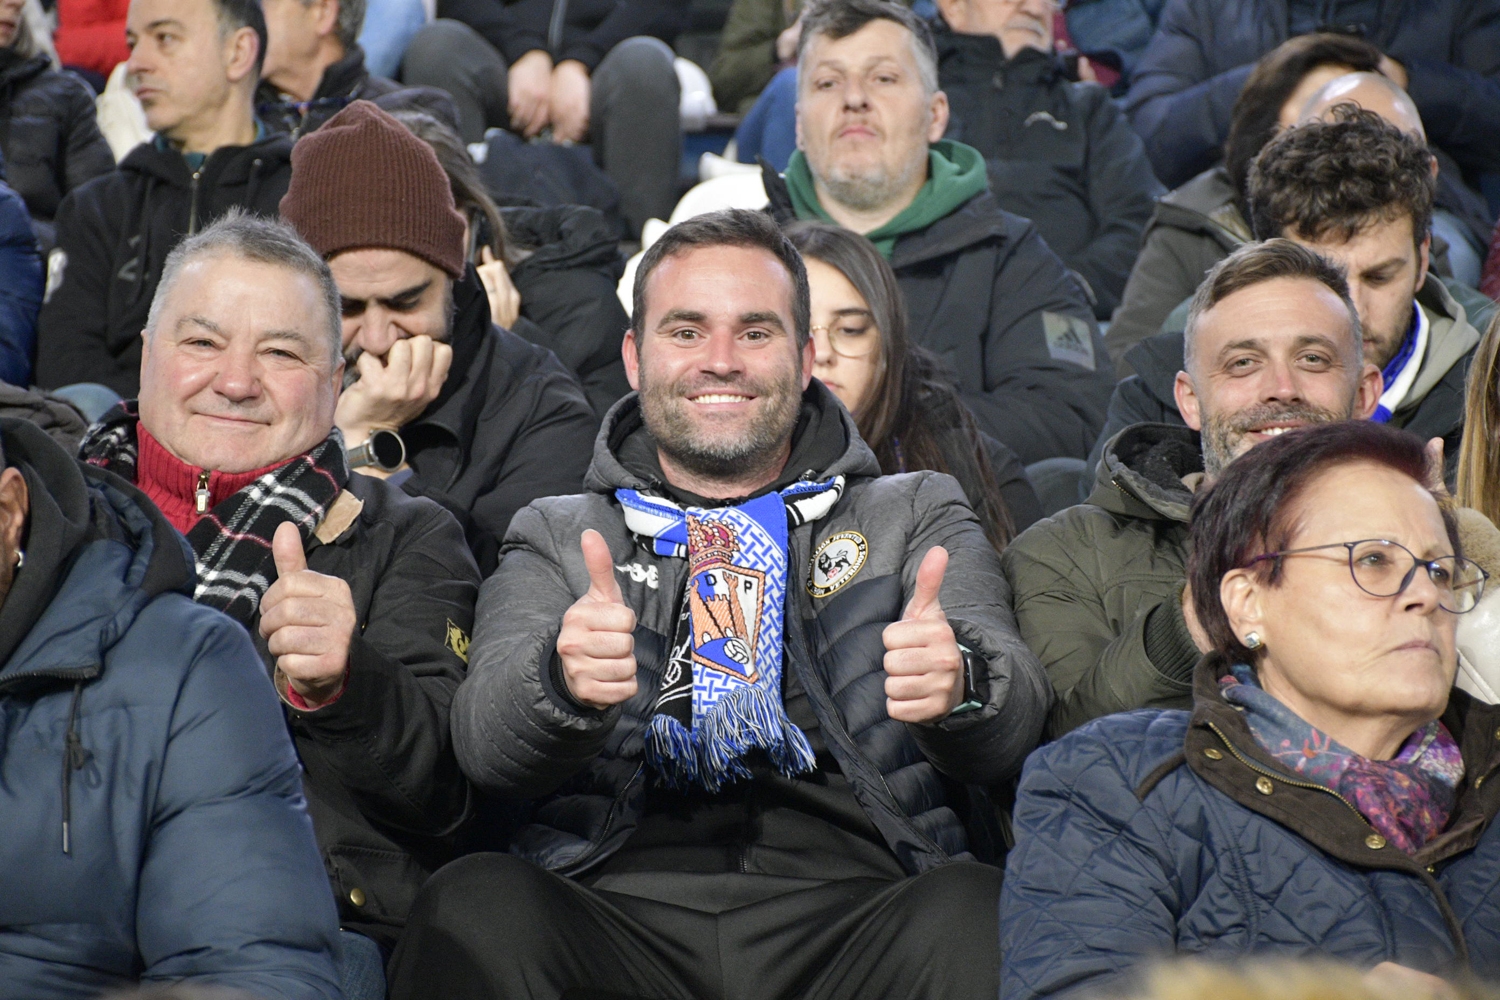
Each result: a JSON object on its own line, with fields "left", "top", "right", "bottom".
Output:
{"left": 136, "top": 426, "right": 294, "bottom": 535}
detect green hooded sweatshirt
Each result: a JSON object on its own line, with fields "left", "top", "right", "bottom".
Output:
{"left": 783, "top": 139, "right": 989, "bottom": 257}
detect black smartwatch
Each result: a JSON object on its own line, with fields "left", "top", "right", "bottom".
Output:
{"left": 951, "top": 643, "right": 989, "bottom": 716}
{"left": 346, "top": 428, "right": 406, "bottom": 473}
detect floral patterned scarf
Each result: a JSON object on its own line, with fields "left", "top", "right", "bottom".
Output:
{"left": 1220, "top": 664, "right": 1464, "bottom": 852}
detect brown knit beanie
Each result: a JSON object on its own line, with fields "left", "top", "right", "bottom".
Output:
{"left": 280, "top": 100, "right": 467, "bottom": 278}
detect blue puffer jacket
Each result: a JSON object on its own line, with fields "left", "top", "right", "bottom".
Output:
{"left": 1001, "top": 652, "right": 1500, "bottom": 999}
{"left": 0, "top": 418, "right": 342, "bottom": 999}
{"left": 0, "top": 171, "right": 41, "bottom": 387}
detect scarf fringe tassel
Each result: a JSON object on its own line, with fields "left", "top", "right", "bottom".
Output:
{"left": 644, "top": 684, "right": 817, "bottom": 792}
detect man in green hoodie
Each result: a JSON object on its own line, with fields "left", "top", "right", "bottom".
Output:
{"left": 761, "top": 0, "right": 1113, "bottom": 466}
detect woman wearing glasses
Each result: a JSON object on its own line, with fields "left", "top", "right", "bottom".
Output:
{"left": 1000, "top": 420, "right": 1500, "bottom": 1000}
{"left": 786, "top": 222, "right": 1042, "bottom": 549}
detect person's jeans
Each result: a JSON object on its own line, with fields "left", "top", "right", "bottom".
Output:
{"left": 339, "top": 929, "right": 388, "bottom": 1000}
{"left": 361, "top": 0, "right": 430, "bottom": 78}
{"left": 734, "top": 65, "right": 798, "bottom": 172}
{"left": 50, "top": 382, "right": 121, "bottom": 423}
{"left": 402, "top": 21, "right": 681, "bottom": 235}
{"left": 1434, "top": 208, "right": 1484, "bottom": 288}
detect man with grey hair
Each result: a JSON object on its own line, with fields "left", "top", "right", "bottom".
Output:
{"left": 1002, "top": 238, "right": 1381, "bottom": 741}
{"left": 78, "top": 211, "right": 481, "bottom": 1000}
{"left": 256, "top": 0, "right": 456, "bottom": 137}
{"left": 761, "top": 0, "right": 1113, "bottom": 466}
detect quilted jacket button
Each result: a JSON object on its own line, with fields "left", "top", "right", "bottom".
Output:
{"left": 349, "top": 887, "right": 366, "bottom": 907}
{"left": 1254, "top": 777, "right": 1274, "bottom": 795}
{"left": 1365, "top": 834, "right": 1387, "bottom": 850}
{"left": 1203, "top": 748, "right": 1222, "bottom": 760}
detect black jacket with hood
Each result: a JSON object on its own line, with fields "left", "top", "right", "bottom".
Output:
{"left": 764, "top": 168, "right": 1115, "bottom": 466}
{"left": 502, "top": 203, "right": 632, "bottom": 418}
{"left": 453, "top": 384, "right": 1051, "bottom": 879}
{"left": 34, "top": 132, "right": 294, "bottom": 395}
{"left": 0, "top": 50, "right": 114, "bottom": 247}
{"left": 937, "top": 29, "right": 1164, "bottom": 319}
{"left": 399, "top": 268, "right": 598, "bottom": 576}
{"left": 1088, "top": 274, "right": 1493, "bottom": 483}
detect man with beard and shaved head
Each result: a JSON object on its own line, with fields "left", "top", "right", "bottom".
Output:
{"left": 1002, "top": 239, "right": 1381, "bottom": 739}
{"left": 388, "top": 208, "right": 1049, "bottom": 1000}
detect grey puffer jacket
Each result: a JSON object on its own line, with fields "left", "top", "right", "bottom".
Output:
{"left": 453, "top": 384, "right": 1051, "bottom": 876}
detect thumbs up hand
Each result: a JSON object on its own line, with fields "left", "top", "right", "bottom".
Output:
{"left": 259, "top": 521, "right": 357, "bottom": 708}
{"left": 882, "top": 546, "right": 965, "bottom": 724}
{"left": 556, "top": 529, "right": 638, "bottom": 710}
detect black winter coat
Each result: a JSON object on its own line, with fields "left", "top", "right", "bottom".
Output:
{"left": 252, "top": 471, "right": 481, "bottom": 950}
{"left": 400, "top": 269, "right": 598, "bottom": 576}
{"left": 766, "top": 169, "right": 1116, "bottom": 465}
{"left": 35, "top": 133, "right": 293, "bottom": 395}
{"left": 1125, "top": 0, "right": 1500, "bottom": 197}
{"left": 437, "top": 0, "right": 689, "bottom": 71}
{"left": 453, "top": 385, "right": 1051, "bottom": 876}
{"left": 937, "top": 32, "right": 1164, "bottom": 318}
{"left": 0, "top": 51, "right": 114, "bottom": 246}
{"left": 502, "top": 203, "right": 632, "bottom": 418}
{"left": 255, "top": 46, "right": 460, "bottom": 139}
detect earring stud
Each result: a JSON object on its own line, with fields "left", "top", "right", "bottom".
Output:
{"left": 1244, "top": 632, "right": 1262, "bottom": 650}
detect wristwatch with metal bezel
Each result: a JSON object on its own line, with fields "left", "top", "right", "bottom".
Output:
{"left": 346, "top": 428, "right": 406, "bottom": 473}
{"left": 950, "top": 643, "right": 989, "bottom": 716}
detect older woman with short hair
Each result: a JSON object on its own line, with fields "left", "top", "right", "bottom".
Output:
{"left": 1000, "top": 420, "right": 1500, "bottom": 1000}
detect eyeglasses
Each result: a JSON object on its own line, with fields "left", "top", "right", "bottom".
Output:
{"left": 810, "top": 321, "right": 879, "bottom": 359}
{"left": 1246, "top": 539, "right": 1488, "bottom": 613}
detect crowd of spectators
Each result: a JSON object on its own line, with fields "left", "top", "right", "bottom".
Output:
{"left": 2, "top": 0, "right": 1500, "bottom": 996}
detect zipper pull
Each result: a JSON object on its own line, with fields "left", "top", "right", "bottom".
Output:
{"left": 195, "top": 471, "right": 211, "bottom": 514}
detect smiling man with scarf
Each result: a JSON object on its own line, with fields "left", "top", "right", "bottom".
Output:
{"left": 77, "top": 212, "right": 480, "bottom": 999}
{"left": 388, "top": 209, "right": 1050, "bottom": 1000}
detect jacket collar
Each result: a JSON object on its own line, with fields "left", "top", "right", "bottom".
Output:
{"left": 313, "top": 45, "right": 372, "bottom": 101}
{"left": 761, "top": 160, "right": 1013, "bottom": 270}
{"left": 1150, "top": 166, "right": 1251, "bottom": 246}
{"left": 1184, "top": 651, "right": 1500, "bottom": 915}
{"left": 1402, "top": 275, "right": 1482, "bottom": 418}
{"left": 402, "top": 267, "right": 493, "bottom": 453}
{"left": 119, "top": 129, "right": 293, "bottom": 188}
{"left": 585, "top": 380, "right": 881, "bottom": 498}
{"left": 934, "top": 26, "right": 1064, "bottom": 86}
{"left": 1088, "top": 423, "right": 1201, "bottom": 522}
{"left": 0, "top": 50, "right": 49, "bottom": 91}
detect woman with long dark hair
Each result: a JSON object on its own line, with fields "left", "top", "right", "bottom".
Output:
{"left": 786, "top": 221, "right": 1041, "bottom": 549}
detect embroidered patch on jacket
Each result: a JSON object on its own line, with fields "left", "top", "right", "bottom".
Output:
{"left": 445, "top": 619, "right": 471, "bottom": 663}
{"left": 807, "top": 531, "right": 868, "bottom": 598}
{"left": 1042, "top": 312, "right": 1096, "bottom": 370}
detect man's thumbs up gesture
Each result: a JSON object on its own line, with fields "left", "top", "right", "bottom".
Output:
{"left": 882, "top": 546, "right": 965, "bottom": 724}
{"left": 557, "top": 529, "right": 638, "bottom": 710}
{"left": 260, "top": 521, "right": 358, "bottom": 709}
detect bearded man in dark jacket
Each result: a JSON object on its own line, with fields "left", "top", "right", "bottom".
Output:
{"left": 280, "top": 100, "right": 597, "bottom": 575}
{"left": 387, "top": 208, "right": 1050, "bottom": 1000}
{"left": 77, "top": 213, "right": 480, "bottom": 996}
{"left": 764, "top": 0, "right": 1112, "bottom": 465}
{"left": 931, "top": 0, "right": 1163, "bottom": 319}
{"left": 36, "top": 0, "right": 292, "bottom": 398}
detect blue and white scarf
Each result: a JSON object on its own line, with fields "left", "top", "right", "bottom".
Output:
{"left": 1372, "top": 303, "right": 1428, "bottom": 424}
{"left": 616, "top": 477, "right": 844, "bottom": 790}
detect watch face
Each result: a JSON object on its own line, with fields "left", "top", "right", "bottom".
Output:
{"left": 370, "top": 429, "right": 405, "bottom": 469}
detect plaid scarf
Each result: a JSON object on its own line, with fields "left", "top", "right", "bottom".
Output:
{"left": 616, "top": 477, "right": 844, "bottom": 791}
{"left": 1220, "top": 663, "right": 1464, "bottom": 852}
{"left": 80, "top": 402, "right": 349, "bottom": 624}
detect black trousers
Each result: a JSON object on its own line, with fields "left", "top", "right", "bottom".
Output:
{"left": 401, "top": 20, "right": 682, "bottom": 237}
{"left": 387, "top": 853, "right": 1001, "bottom": 1000}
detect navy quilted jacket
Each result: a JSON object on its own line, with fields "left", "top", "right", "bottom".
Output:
{"left": 1001, "top": 652, "right": 1500, "bottom": 999}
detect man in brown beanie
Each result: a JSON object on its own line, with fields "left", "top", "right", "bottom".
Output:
{"left": 280, "top": 100, "right": 597, "bottom": 572}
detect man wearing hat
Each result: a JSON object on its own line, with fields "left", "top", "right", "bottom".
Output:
{"left": 279, "top": 99, "right": 597, "bottom": 572}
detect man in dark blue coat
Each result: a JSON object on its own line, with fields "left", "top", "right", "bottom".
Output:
{"left": 0, "top": 415, "right": 341, "bottom": 997}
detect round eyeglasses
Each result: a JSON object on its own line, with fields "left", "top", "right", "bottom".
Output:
{"left": 1246, "top": 539, "right": 1488, "bottom": 614}
{"left": 810, "top": 321, "right": 879, "bottom": 359}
